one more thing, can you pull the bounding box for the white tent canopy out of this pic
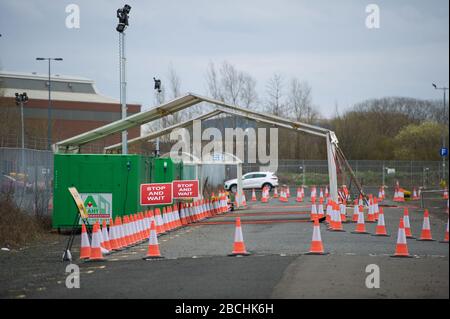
[54,92,340,203]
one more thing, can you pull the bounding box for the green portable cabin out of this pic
[52,154,183,229]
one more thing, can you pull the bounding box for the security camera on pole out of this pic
[116,4,131,154]
[153,77,162,157]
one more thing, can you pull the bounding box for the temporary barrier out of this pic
[53,154,182,229]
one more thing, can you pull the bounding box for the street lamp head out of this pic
[54,58,63,61]
[36,57,45,61]
[432,83,437,89]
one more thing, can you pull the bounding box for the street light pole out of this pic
[36,57,63,150]
[432,83,449,182]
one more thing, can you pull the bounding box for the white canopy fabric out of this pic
[54,92,332,153]
[53,92,339,202]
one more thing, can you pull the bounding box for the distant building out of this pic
[0,71,141,152]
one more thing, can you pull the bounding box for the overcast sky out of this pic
[0,0,448,117]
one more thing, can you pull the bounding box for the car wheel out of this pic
[230,184,237,193]
[262,183,273,191]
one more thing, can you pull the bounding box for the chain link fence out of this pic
[243,159,448,189]
[0,147,53,216]
[1,147,448,215]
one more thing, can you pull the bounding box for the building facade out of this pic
[0,71,141,152]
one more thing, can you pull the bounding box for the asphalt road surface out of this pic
[0,193,448,299]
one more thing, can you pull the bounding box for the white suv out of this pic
[224,172,279,193]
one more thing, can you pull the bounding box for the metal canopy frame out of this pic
[53,92,340,202]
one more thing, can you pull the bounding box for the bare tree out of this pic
[220,61,245,105]
[287,78,314,122]
[265,73,285,117]
[206,62,224,101]
[167,63,181,100]
[166,63,183,124]
[240,74,258,108]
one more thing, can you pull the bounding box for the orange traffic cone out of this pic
[273,187,279,198]
[352,206,369,234]
[155,208,165,234]
[251,189,257,201]
[391,218,412,258]
[241,192,247,207]
[310,201,318,221]
[229,217,250,256]
[261,187,268,203]
[329,203,345,232]
[143,220,163,260]
[339,202,347,223]
[280,188,288,202]
[88,222,105,261]
[101,220,112,252]
[373,197,379,221]
[398,188,405,202]
[305,218,328,255]
[417,209,434,241]
[325,199,332,224]
[317,198,325,219]
[352,200,359,222]
[108,218,120,251]
[310,186,316,203]
[296,187,303,202]
[441,217,449,243]
[443,188,449,200]
[79,222,91,259]
[115,216,126,249]
[403,208,414,238]
[367,196,376,223]
[373,207,389,236]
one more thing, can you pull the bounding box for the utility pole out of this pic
[116,4,131,154]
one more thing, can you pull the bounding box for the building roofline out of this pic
[0,70,94,84]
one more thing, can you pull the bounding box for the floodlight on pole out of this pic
[15,92,29,173]
[154,77,162,156]
[116,4,131,154]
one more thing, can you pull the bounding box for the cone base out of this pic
[228,252,251,257]
[406,236,416,239]
[305,252,329,255]
[143,256,164,260]
[390,254,413,258]
[439,240,449,244]
[328,229,346,232]
[351,231,370,234]
[85,258,106,262]
[416,238,435,241]
[372,234,390,237]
